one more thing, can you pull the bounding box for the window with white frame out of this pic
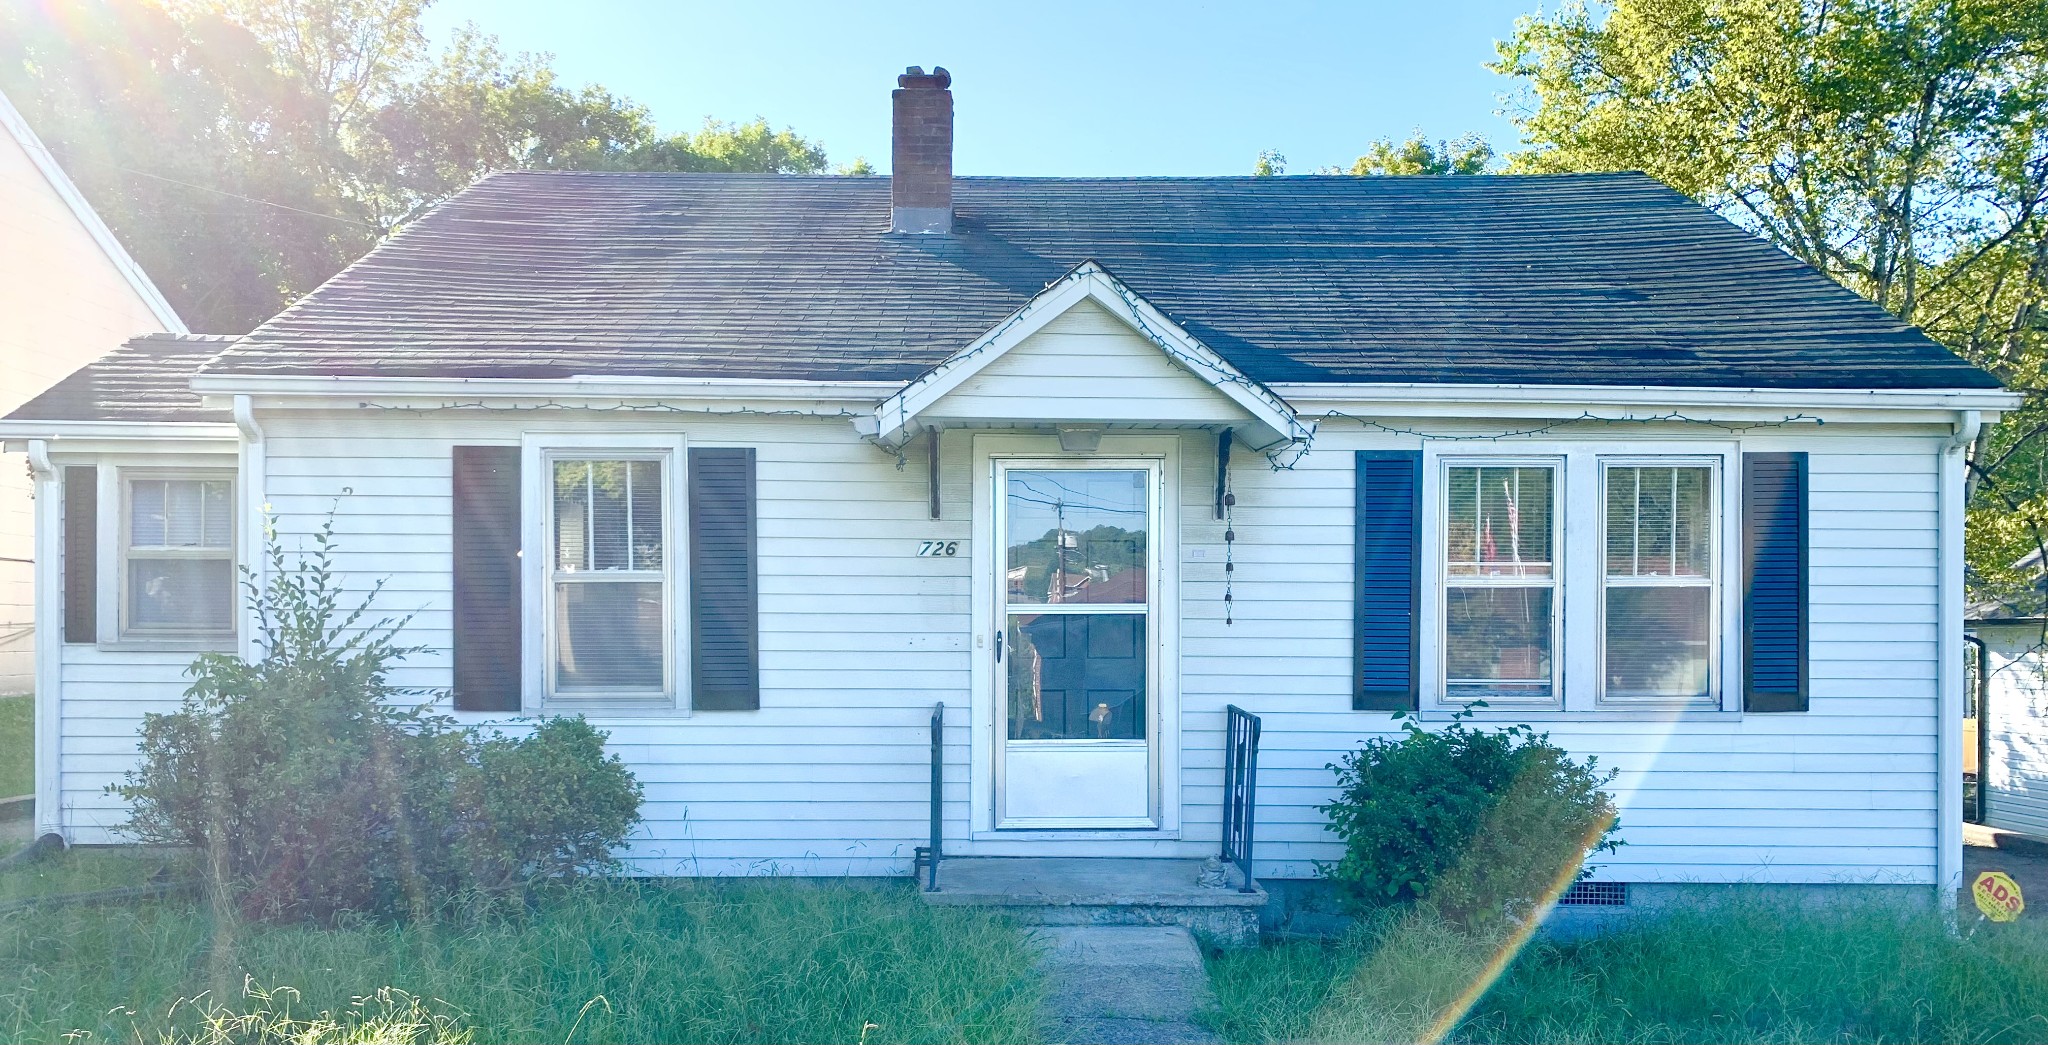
[1601,461,1717,704]
[1441,461,1560,704]
[548,455,669,698]
[122,474,235,638]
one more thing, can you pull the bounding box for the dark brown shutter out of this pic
[62,465,96,644]
[452,446,522,712]
[690,447,759,710]
[1355,451,1421,711]
[1743,452,1808,712]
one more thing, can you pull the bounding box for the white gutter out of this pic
[1936,409,1981,906]
[0,420,239,443]
[1273,382,2024,413]
[233,396,266,662]
[189,373,901,402]
[25,441,61,841]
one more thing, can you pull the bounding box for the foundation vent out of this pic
[1557,881,1629,907]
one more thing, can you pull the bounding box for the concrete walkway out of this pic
[1037,925,1220,1045]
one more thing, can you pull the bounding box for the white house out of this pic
[0,69,2019,909]
[1966,564,2048,838]
[0,89,186,693]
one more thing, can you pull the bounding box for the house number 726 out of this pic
[917,541,961,557]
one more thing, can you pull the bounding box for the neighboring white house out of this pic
[0,69,2021,907]
[1967,559,2048,838]
[0,88,185,693]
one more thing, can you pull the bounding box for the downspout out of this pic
[1963,632,1989,826]
[25,441,62,841]
[1937,410,1980,904]
[232,396,266,662]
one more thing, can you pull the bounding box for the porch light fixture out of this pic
[1056,425,1104,453]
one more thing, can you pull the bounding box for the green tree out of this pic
[0,0,832,334]
[1493,0,2048,598]
[1343,132,1494,175]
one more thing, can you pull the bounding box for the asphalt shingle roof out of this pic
[202,170,1998,391]
[8,334,234,423]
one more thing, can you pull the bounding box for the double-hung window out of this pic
[1426,446,1731,712]
[547,455,670,699]
[1441,460,1560,705]
[1601,461,1717,704]
[121,474,235,639]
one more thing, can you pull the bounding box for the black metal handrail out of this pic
[913,702,944,891]
[1221,704,1262,893]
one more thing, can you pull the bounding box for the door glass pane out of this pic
[1007,612,1147,740]
[1445,587,1554,700]
[554,581,664,691]
[1605,586,1711,699]
[1005,470,1148,605]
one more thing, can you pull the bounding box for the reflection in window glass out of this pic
[1604,464,1714,702]
[553,459,663,572]
[550,457,667,696]
[1006,612,1147,740]
[1442,462,1558,702]
[1445,466,1553,578]
[1004,470,1148,605]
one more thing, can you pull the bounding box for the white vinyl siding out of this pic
[925,300,1254,426]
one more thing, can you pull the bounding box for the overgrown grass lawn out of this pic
[0,847,191,903]
[0,867,1045,1044]
[0,693,29,798]
[1207,899,2048,1044]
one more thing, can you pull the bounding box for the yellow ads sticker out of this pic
[1974,871,2024,922]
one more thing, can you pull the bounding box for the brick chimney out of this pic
[891,66,952,234]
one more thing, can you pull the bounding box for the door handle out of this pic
[996,628,1004,663]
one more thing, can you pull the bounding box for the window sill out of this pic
[1414,708,1740,723]
[92,638,237,654]
[522,701,694,720]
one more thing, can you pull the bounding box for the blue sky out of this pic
[421,0,1537,176]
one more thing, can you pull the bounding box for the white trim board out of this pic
[858,261,1310,454]
[0,88,186,334]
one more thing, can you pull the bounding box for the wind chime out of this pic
[1217,428,1236,626]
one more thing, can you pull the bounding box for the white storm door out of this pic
[995,461,1160,828]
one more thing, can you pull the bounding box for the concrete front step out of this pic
[921,857,1264,947]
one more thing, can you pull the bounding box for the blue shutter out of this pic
[690,447,760,711]
[452,446,522,712]
[1356,451,1421,711]
[63,466,96,644]
[1743,452,1808,712]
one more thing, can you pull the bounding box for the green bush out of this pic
[1317,707,1621,926]
[113,523,642,922]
